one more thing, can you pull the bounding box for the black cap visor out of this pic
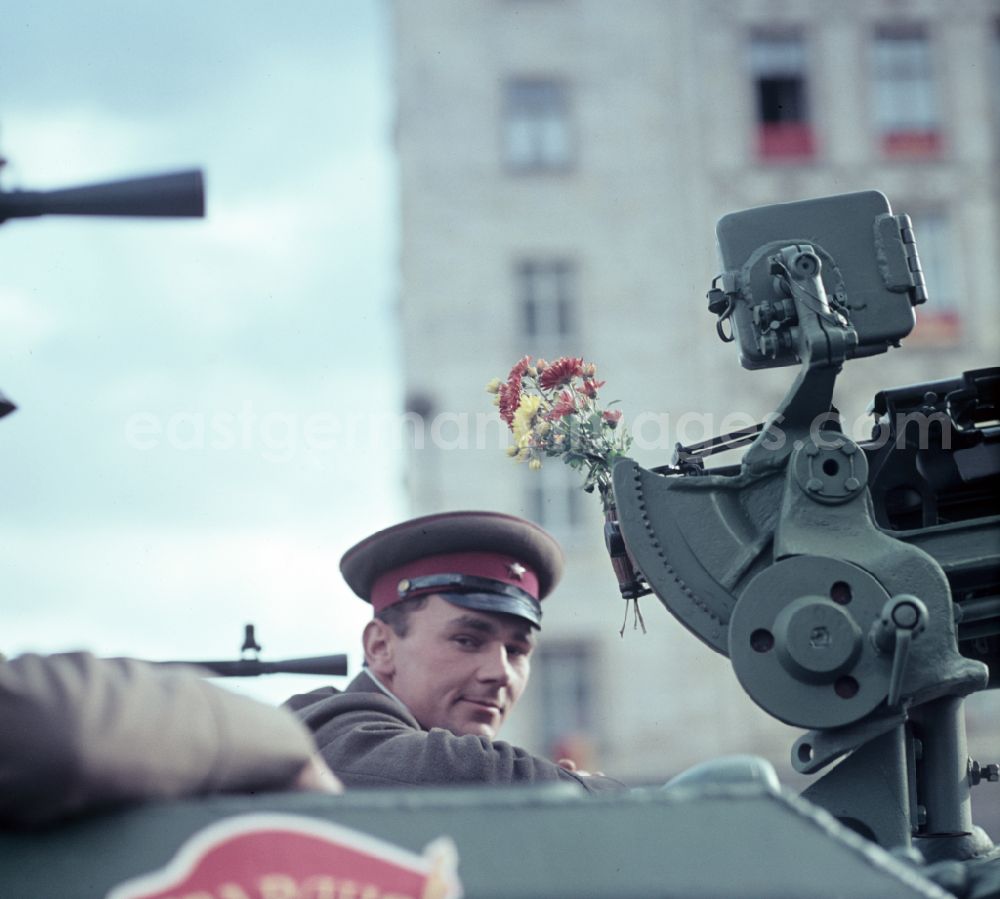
[440,591,542,628]
[398,573,542,627]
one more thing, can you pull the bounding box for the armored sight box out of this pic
[712,190,925,370]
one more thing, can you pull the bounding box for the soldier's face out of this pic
[373,594,536,738]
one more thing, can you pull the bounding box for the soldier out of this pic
[286,511,624,793]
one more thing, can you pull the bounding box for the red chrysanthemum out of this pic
[508,355,532,382]
[498,356,532,425]
[538,356,584,389]
[498,382,520,426]
[580,377,606,398]
[546,389,577,420]
[602,409,623,424]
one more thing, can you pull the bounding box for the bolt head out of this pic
[892,602,920,629]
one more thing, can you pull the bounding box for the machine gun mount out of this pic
[606,191,999,858]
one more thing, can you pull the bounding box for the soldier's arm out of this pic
[0,651,337,827]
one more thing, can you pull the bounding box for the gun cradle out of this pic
[613,447,991,850]
[611,448,987,732]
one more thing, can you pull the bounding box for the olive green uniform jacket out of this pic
[286,670,625,793]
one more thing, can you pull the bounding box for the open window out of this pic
[749,29,815,162]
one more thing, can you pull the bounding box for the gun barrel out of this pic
[0,170,205,222]
[150,653,349,678]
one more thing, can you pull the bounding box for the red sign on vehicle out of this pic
[106,813,462,899]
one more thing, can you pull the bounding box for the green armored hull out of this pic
[0,780,971,899]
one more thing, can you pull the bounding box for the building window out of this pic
[525,462,582,535]
[749,30,815,162]
[872,25,941,159]
[516,258,581,533]
[534,642,597,765]
[516,259,576,347]
[907,210,960,346]
[502,78,573,172]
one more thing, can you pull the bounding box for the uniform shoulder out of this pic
[283,684,342,712]
[284,671,399,716]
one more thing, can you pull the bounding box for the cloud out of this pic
[0,285,62,352]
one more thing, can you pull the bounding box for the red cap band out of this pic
[370,551,540,615]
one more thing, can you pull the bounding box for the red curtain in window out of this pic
[881,129,942,158]
[757,122,816,160]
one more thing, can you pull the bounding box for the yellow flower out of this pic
[528,458,542,471]
[505,445,519,457]
[512,394,542,447]
[485,378,502,394]
[534,420,551,437]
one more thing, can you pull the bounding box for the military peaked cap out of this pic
[340,511,564,627]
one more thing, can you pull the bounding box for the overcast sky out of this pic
[0,1,403,701]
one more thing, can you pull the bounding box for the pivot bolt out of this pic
[969,760,1000,786]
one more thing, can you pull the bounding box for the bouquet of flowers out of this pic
[486,355,632,514]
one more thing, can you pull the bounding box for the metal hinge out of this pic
[896,214,928,305]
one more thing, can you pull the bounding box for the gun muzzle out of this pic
[0,390,16,420]
[0,170,205,222]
